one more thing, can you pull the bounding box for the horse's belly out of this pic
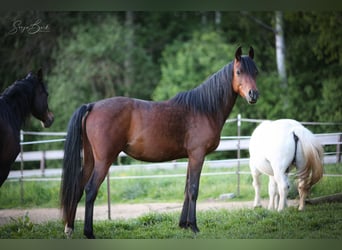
[123,141,187,162]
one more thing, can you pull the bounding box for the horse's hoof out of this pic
[64,225,73,239]
[190,224,200,233]
[179,221,189,229]
[84,231,96,239]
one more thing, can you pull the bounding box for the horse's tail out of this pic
[60,103,93,224]
[294,126,324,190]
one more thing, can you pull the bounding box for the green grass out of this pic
[1,203,341,239]
[0,163,341,239]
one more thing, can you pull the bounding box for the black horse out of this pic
[0,69,54,187]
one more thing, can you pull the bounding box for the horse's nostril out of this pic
[249,90,259,101]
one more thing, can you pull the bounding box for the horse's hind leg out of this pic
[273,171,289,211]
[297,178,308,211]
[83,160,112,239]
[64,135,95,238]
[268,176,278,210]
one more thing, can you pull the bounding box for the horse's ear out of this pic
[235,46,242,61]
[26,72,33,79]
[249,46,254,59]
[37,68,43,82]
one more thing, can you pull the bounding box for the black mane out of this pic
[0,74,38,130]
[171,56,257,114]
[171,62,234,114]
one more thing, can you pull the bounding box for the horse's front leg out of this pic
[179,169,190,229]
[179,151,204,233]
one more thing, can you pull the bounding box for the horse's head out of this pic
[232,46,259,104]
[27,69,54,128]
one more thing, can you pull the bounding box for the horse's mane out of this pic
[0,75,38,129]
[171,56,256,114]
[171,63,234,114]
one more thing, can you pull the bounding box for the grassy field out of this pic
[0,163,341,239]
[0,203,341,239]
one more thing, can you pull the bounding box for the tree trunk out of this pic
[124,11,134,97]
[275,11,287,86]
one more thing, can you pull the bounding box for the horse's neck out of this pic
[220,91,238,127]
[1,92,31,129]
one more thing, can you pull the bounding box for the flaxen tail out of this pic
[60,103,93,223]
[294,126,324,190]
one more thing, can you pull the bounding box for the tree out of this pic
[285,12,341,128]
[153,29,236,101]
[275,11,287,85]
[48,16,157,131]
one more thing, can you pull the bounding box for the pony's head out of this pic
[231,46,259,104]
[27,69,54,128]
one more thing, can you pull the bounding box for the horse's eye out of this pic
[236,70,241,75]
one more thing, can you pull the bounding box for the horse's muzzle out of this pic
[42,112,54,128]
[248,89,259,104]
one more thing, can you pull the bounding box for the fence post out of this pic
[106,173,112,220]
[19,130,24,204]
[337,134,342,163]
[40,151,46,177]
[236,114,241,197]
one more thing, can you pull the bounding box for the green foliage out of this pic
[284,12,341,125]
[0,181,60,209]
[153,29,236,101]
[47,16,157,131]
[317,77,342,124]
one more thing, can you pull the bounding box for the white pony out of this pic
[249,119,324,211]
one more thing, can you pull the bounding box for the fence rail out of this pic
[13,133,342,163]
[11,118,342,180]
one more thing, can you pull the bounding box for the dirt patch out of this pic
[0,200,298,226]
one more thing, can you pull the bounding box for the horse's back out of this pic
[85,97,189,162]
[249,119,303,175]
[85,96,222,162]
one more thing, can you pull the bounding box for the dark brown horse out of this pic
[0,69,54,187]
[61,46,259,238]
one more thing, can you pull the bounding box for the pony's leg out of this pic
[251,169,262,208]
[273,172,289,211]
[83,161,111,239]
[179,150,204,233]
[297,178,308,211]
[267,176,277,210]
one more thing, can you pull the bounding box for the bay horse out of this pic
[60,46,259,238]
[0,69,54,187]
[249,119,324,211]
